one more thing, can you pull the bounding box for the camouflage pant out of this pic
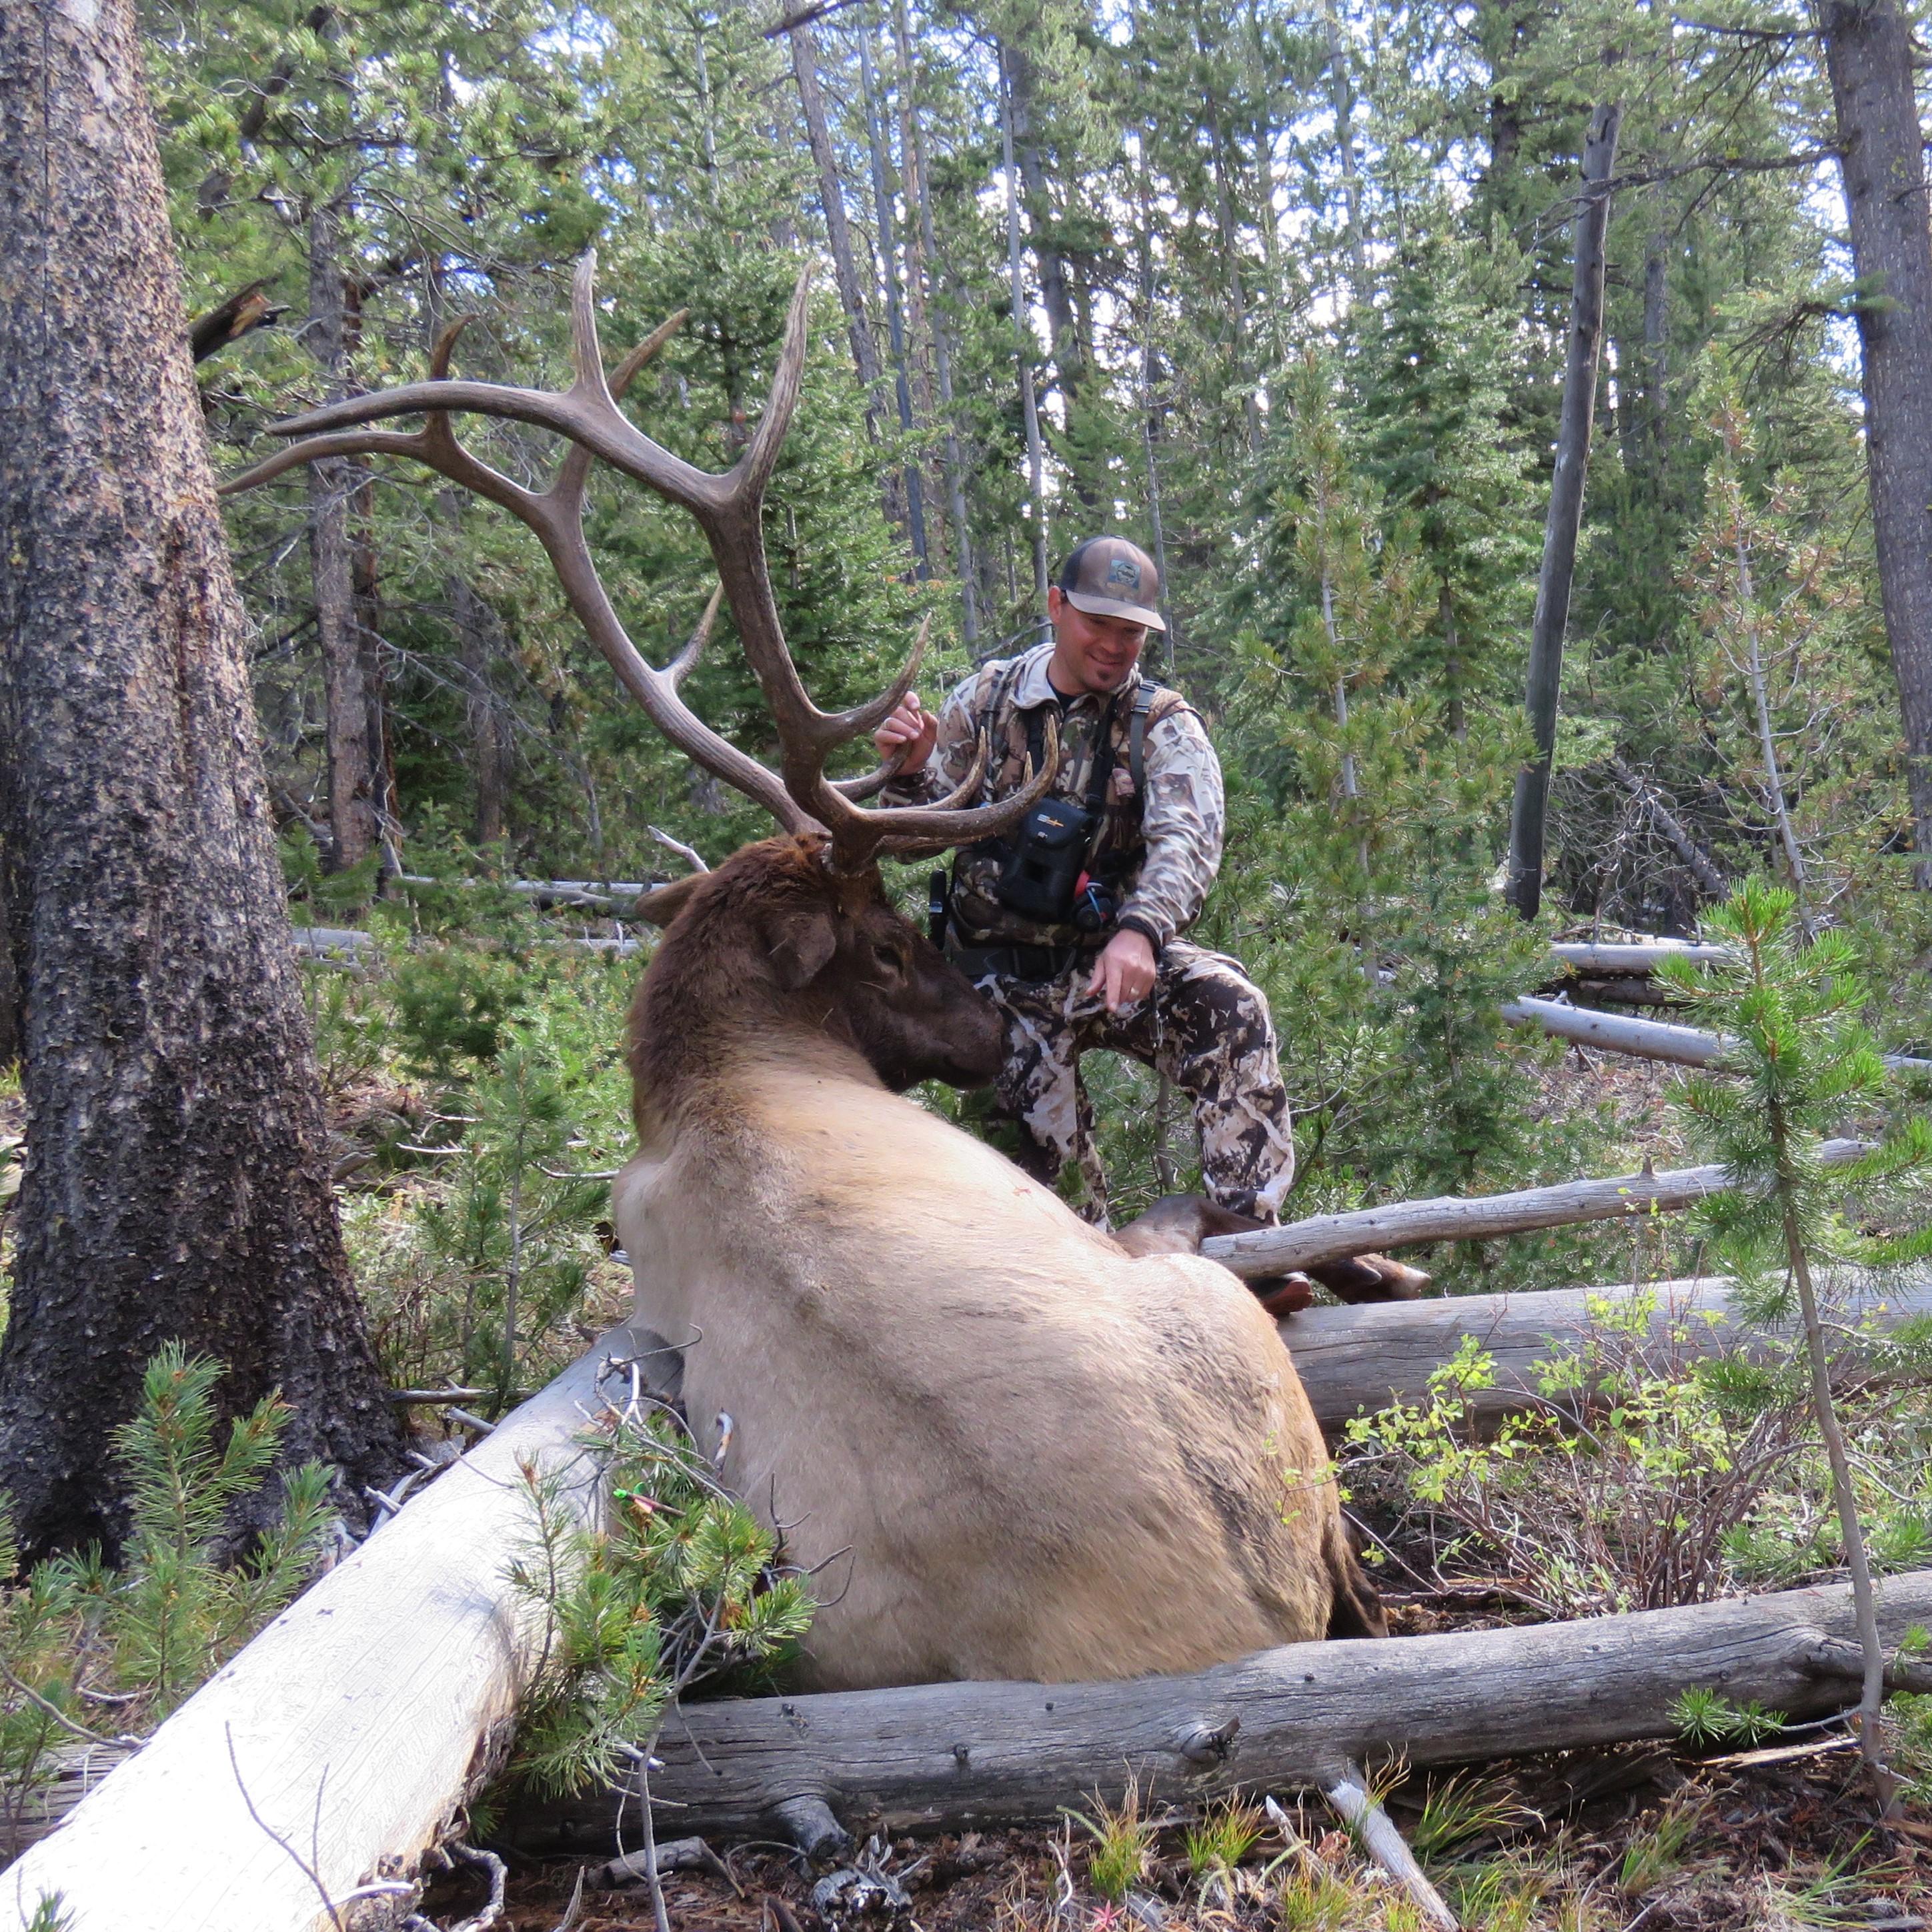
[972,940,1296,1228]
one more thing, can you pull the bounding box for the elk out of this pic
[235,257,1385,1691]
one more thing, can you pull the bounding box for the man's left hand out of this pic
[1087,927,1157,1013]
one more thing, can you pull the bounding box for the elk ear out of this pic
[764,907,839,990]
[634,875,706,928]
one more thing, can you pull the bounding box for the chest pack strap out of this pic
[1129,678,1162,797]
[1024,693,1119,819]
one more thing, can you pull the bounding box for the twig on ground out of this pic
[1322,1762,1459,1930]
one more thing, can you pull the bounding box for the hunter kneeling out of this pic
[880,535,1293,1228]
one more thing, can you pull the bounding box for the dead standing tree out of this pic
[0,0,405,1555]
[1506,101,1622,918]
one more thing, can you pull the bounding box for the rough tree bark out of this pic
[1818,0,1932,880]
[1506,100,1621,918]
[0,0,404,1557]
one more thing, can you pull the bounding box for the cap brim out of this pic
[1064,590,1166,632]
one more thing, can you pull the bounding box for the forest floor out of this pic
[475,1741,1932,1931]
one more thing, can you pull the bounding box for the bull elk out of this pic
[233,256,1385,1689]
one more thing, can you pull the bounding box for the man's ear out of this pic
[633,874,706,928]
[764,906,839,990]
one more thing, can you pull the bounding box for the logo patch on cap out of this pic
[1105,556,1142,591]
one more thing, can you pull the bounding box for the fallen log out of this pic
[11,1290,1930,1913]
[1549,942,1734,974]
[1503,994,1932,1074]
[506,1571,1932,1851]
[0,1323,649,1932]
[1203,1138,1874,1277]
[1278,1268,1932,1435]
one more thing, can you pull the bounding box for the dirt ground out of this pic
[462,1740,1932,1931]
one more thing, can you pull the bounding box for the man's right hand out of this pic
[874,692,937,774]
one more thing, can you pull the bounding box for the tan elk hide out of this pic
[237,251,1385,1693]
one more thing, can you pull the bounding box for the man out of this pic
[877,535,1296,1226]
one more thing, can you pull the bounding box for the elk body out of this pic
[239,256,1384,1692]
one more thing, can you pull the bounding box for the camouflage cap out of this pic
[1057,536,1165,632]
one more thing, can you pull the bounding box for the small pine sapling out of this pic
[503,1394,814,1803]
[1659,877,1932,1814]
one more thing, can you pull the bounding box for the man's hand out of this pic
[873,692,937,774]
[1087,926,1157,1013]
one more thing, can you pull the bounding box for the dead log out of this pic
[1549,942,1734,974]
[1278,1268,1932,1435]
[1202,1139,1875,1278]
[506,1571,1932,1851]
[0,1324,650,1932]
[1503,994,1932,1074]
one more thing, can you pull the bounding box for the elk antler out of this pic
[230,253,1057,868]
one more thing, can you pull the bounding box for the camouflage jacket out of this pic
[883,643,1224,950]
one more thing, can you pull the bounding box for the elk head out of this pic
[634,834,1002,1104]
[225,255,1056,1090]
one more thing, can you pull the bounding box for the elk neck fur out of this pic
[616,834,1379,1691]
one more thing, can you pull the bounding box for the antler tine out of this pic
[822,613,932,744]
[429,317,471,381]
[805,712,1064,872]
[228,312,813,838]
[667,584,723,684]
[568,251,616,407]
[552,307,688,510]
[263,257,722,521]
[737,266,814,504]
[221,429,431,497]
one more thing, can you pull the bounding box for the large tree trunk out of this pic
[0,0,404,1557]
[305,199,381,872]
[1505,101,1621,918]
[1819,0,1932,879]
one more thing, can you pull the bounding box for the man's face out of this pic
[1046,586,1148,696]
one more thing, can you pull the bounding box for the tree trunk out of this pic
[855,24,929,574]
[788,22,886,417]
[998,43,1051,607]
[894,0,979,646]
[1818,0,1932,880]
[0,876,16,1069]
[305,199,380,872]
[1506,101,1622,918]
[0,0,404,1558]
[1005,45,1084,443]
[511,1573,1932,1852]
[449,573,514,846]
